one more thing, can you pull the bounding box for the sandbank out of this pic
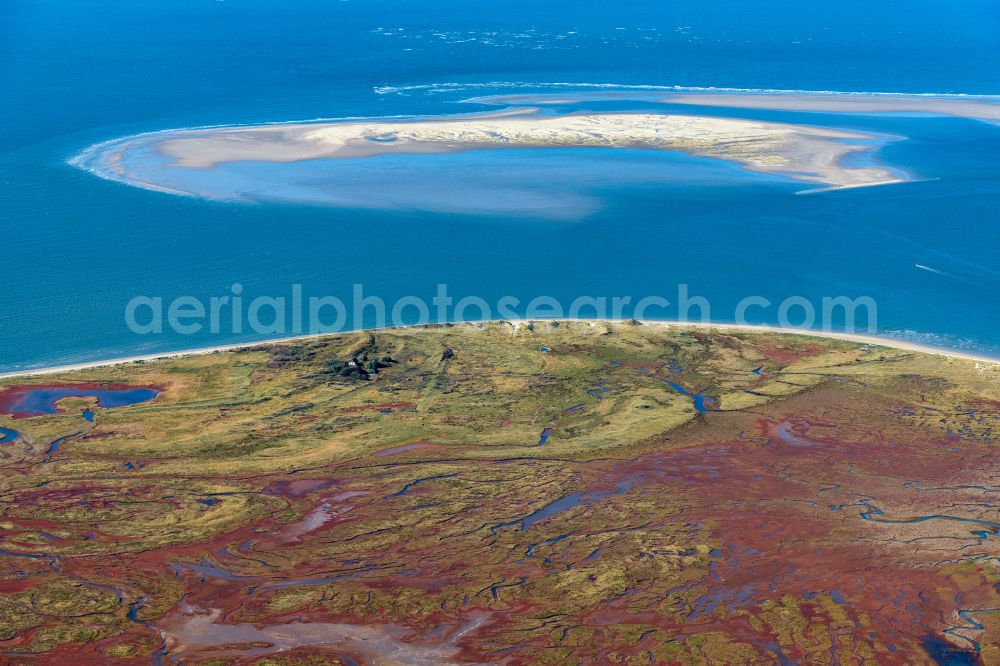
[81,111,905,191]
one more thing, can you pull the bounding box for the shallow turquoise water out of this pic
[2,0,1000,371]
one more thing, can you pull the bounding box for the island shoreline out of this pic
[71,107,907,196]
[2,319,997,380]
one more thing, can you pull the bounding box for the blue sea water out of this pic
[2,0,1000,372]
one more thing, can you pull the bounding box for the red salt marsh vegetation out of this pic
[0,322,998,664]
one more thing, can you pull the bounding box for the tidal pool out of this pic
[0,384,160,419]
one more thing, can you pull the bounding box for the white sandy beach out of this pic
[2,320,996,380]
[142,111,902,190]
[659,92,1000,123]
[473,90,1000,123]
